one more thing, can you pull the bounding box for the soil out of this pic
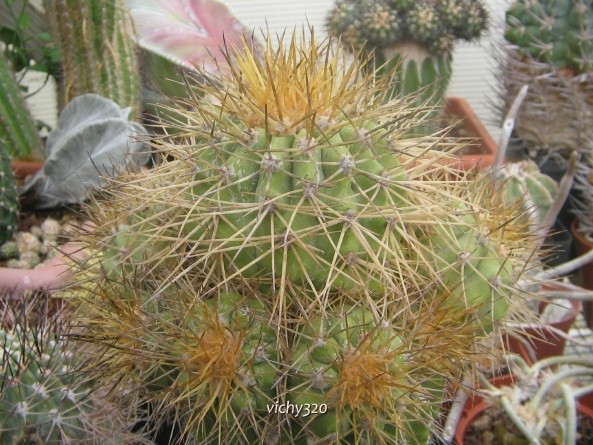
[462,405,593,445]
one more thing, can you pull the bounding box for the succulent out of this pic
[0,296,149,444]
[499,0,593,162]
[326,0,489,115]
[477,354,593,445]
[0,140,19,245]
[19,93,150,209]
[68,30,540,444]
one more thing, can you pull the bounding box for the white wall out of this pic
[25,0,509,139]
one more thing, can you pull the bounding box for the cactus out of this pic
[499,0,593,162]
[326,0,488,116]
[0,53,44,160]
[0,296,149,444]
[67,30,541,444]
[43,0,141,116]
[0,140,19,245]
[495,160,559,232]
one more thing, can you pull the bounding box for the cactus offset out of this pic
[68,30,540,444]
[0,141,19,245]
[43,0,141,116]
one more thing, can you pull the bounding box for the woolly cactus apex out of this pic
[0,296,149,445]
[0,54,44,161]
[0,141,18,245]
[43,0,141,115]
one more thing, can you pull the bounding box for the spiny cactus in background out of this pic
[43,0,141,116]
[505,0,593,73]
[0,296,150,445]
[326,0,488,114]
[0,141,19,245]
[499,0,593,163]
[68,30,541,444]
[0,52,44,161]
[495,160,559,232]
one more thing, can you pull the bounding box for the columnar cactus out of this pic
[0,53,44,160]
[326,0,488,115]
[499,0,593,162]
[43,0,141,116]
[0,141,19,245]
[69,30,540,444]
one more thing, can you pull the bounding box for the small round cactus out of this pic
[0,298,148,444]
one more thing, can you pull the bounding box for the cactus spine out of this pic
[43,0,141,116]
[0,54,44,160]
[69,30,539,444]
[0,140,19,245]
[0,297,149,444]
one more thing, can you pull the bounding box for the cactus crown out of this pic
[327,0,489,56]
[505,0,593,72]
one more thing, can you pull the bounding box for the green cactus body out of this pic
[44,0,141,115]
[0,325,139,444]
[497,160,559,230]
[0,141,19,245]
[180,116,411,294]
[0,55,44,160]
[173,292,280,444]
[288,307,431,444]
[505,0,593,72]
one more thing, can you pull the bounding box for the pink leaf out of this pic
[126,0,258,74]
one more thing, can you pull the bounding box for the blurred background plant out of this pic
[497,0,593,171]
[475,354,593,445]
[325,0,489,133]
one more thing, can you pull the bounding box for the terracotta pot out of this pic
[10,160,44,177]
[444,97,498,171]
[505,283,582,362]
[570,218,593,328]
[455,374,593,444]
